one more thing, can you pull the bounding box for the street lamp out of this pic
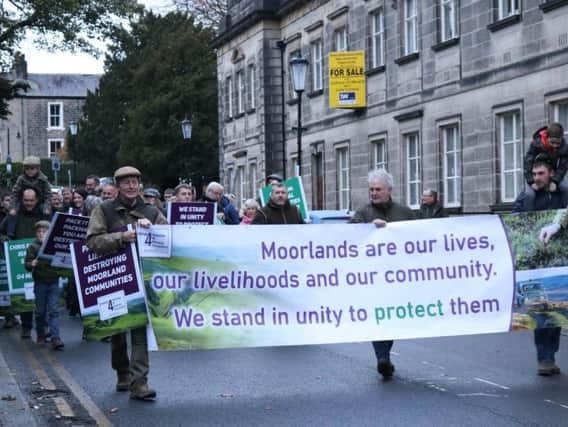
[181,117,192,140]
[289,55,308,176]
[69,120,78,136]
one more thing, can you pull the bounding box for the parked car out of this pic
[308,210,353,224]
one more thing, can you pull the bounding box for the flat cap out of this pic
[114,166,141,181]
[548,122,564,139]
[35,220,51,229]
[23,156,41,166]
[265,173,283,184]
[143,188,160,198]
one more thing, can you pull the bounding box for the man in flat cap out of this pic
[86,166,167,401]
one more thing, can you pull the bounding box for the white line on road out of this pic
[544,399,568,410]
[474,377,510,390]
[421,360,445,370]
[457,393,508,398]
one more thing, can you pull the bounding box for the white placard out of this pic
[24,282,35,300]
[97,290,128,321]
[137,225,171,258]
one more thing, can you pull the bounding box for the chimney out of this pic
[12,53,28,79]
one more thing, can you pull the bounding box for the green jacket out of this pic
[25,239,60,283]
[350,199,415,224]
[11,172,52,210]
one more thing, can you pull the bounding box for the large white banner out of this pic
[140,216,515,350]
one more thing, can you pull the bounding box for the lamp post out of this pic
[69,120,78,136]
[181,117,192,140]
[289,55,308,176]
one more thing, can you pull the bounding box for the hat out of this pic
[265,173,283,184]
[35,220,51,230]
[548,122,564,139]
[114,166,141,181]
[23,156,40,166]
[143,188,160,198]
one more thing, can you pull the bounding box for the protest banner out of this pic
[140,214,556,351]
[4,239,36,314]
[329,51,366,109]
[70,241,148,340]
[0,258,11,310]
[167,202,216,225]
[38,212,90,268]
[259,176,309,221]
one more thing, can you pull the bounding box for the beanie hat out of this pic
[23,156,41,166]
[548,122,564,139]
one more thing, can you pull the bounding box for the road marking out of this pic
[421,360,445,370]
[427,384,447,392]
[474,377,510,390]
[41,348,113,427]
[544,399,568,410]
[16,340,57,391]
[53,396,75,418]
[457,393,508,398]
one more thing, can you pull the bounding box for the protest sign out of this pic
[167,202,216,225]
[4,239,35,313]
[38,212,90,268]
[259,176,309,221]
[0,259,11,310]
[70,241,148,340]
[140,216,528,351]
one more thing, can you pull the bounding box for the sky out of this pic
[19,0,174,74]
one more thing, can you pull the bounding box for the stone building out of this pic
[214,0,568,213]
[0,54,99,163]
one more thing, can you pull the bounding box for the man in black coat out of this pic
[252,183,304,224]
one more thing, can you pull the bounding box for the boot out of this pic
[377,359,395,380]
[116,373,130,392]
[130,381,157,401]
[51,337,64,350]
[538,361,555,376]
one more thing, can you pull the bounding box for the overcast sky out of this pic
[20,0,174,74]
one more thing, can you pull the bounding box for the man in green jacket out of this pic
[86,166,167,401]
[350,169,414,380]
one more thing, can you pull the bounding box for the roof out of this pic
[19,73,100,98]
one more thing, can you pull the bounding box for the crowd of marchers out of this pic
[0,121,565,401]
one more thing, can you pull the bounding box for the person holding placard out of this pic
[86,166,167,401]
[350,169,415,380]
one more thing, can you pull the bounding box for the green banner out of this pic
[259,176,309,220]
[4,239,36,313]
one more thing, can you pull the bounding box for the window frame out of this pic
[441,123,462,208]
[311,39,323,91]
[334,27,348,52]
[248,64,256,110]
[236,70,245,115]
[405,132,422,209]
[553,100,568,136]
[498,110,523,203]
[440,0,458,42]
[226,76,233,118]
[372,138,387,171]
[371,9,385,68]
[249,162,258,199]
[48,138,64,157]
[47,102,64,129]
[403,0,418,55]
[336,146,350,210]
[497,0,520,20]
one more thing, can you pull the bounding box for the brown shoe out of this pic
[538,361,556,376]
[21,328,32,339]
[51,337,64,350]
[130,382,157,400]
[116,374,130,392]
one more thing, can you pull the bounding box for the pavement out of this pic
[0,326,38,427]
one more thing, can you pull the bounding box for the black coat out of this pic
[524,126,568,185]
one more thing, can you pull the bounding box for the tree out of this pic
[173,0,226,29]
[68,12,218,188]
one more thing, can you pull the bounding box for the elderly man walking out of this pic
[86,166,167,400]
[350,169,414,379]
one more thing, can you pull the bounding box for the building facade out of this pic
[0,54,100,163]
[214,0,568,213]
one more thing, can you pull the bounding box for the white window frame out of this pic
[249,162,258,198]
[371,10,385,68]
[236,71,245,115]
[226,77,233,118]
[48,138,64,157]
[248,65,256,110]
[553,100,568,136]
[498,110,523,202]
[404,0,418,55]
[48,102,63,129]
[497,0,520,20]
[236,165,246,205]
[440,0,457,42]
[406,132,421,208]
[334,27,348,52]
[336,146,350,210]
[441,124,461,207]
[311,40,323,91]
[290,156,298,178]
[372,139,387,170]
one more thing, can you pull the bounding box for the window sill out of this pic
[246,108,256,114]
[540,0,568,12]
[489,202,514,213]
[432,37,460,52]
[307,89,324,98]
[487,14,521,32]
[47,127,65,131]
[394,52,419,65]
[286,98,299,106]
[366,65,385,76]
[224,117,233,123]
[234,112,245,119]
